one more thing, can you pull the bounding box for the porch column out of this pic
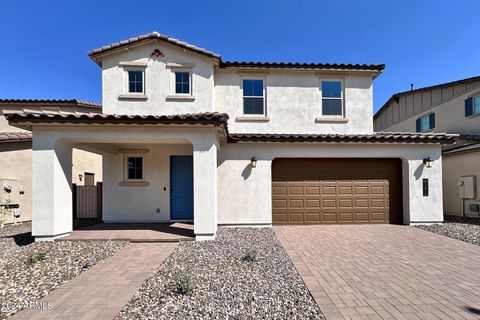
[32,131,73,241]
[192,135,218,241]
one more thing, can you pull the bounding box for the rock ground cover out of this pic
[117,228,324,320]
[416,215,480,246]
[0,222,126,318]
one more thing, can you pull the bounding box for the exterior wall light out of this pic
[79,174,83,182]
[251,157,257,168]
[423,157,433,168]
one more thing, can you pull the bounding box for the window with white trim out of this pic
[126,156,143,180]
[128,70,144,93]
[242,79,265,115]
[321,80,343,116]
[175,71,191,94]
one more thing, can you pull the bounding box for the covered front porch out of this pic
[7,112,228,241]
[60,222,194,242]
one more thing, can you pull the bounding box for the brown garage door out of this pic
[272,158,403,225]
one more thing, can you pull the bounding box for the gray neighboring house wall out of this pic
[374,76,480,217]
[0,100,103,224]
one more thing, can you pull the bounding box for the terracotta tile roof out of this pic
[6,111,458,145]
[0,132,32,143]
[88,32,221,62]
[87,32,384,75]
[220,61,385,72]
[374,75,480,119]
[6,112,229,133]
[0,99,101,108]
[227,132,458,144]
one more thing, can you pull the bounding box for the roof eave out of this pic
[88,34,221,67]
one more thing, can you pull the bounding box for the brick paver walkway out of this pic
[275,225,480,320]
[14,242,177,320]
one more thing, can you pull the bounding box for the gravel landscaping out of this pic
[0,222,126,318]
[416,215,480,246]
[117,228,324,320]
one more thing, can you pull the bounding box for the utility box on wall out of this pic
[0,178,22,223]
[458,176,476,199]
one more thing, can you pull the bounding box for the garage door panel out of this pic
[322,199,337,208]
[338,212,354,223]
[321,186,336,195]
[338,186,353,195]
[370,212,388,222]
[370,198,386,208]
[272,199,287,209]
[354,186,369,195]
[338,199,353,208]
[289,186,304,195]
[321,212,338,223]
[272,213,288,223]
[305,199,320,208]
[370,186,386,194]
[289,213,304,223]
[354,198,369,208]
[272,158,403,225]
[305,212,320,222]
[289,199,304,208]
[272,185,287,196]
[305,186,320,195]
[354,212,369,222]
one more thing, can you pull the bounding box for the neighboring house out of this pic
[6,32,457,241]
[0,100,103,224]
[374,76,480,217]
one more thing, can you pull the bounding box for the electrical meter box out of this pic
[458,176,476,199]
[0,178,22,223]
[0,178,18,204]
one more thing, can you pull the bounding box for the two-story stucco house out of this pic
[6,32,457,241]
[0,99,103,224]
[374,76,480,217]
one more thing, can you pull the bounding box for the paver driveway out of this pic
[275,225,480,320]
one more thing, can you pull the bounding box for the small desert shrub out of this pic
[243,245,258,262]
[175,269,196,295]
[27,252,46,265]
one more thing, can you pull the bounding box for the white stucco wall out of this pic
[103,144,192,222]
[443,151,480,216]
[217,143,444,225]
[101,42,215,115]
[99,41,375,135]
[215,70,374,134]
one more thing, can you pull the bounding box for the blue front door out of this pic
[170,156,194,220]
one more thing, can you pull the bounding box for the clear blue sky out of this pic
[1,0,479,113]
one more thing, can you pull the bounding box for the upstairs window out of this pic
[243,79,264,114]
[127,157,143,180]
[321,80,343,116]
[416,113,435,132]
[175,72,191,94]
[465,96,480,117]
[128,71,144,93]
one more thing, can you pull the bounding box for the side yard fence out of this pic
[72,182,102,219]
